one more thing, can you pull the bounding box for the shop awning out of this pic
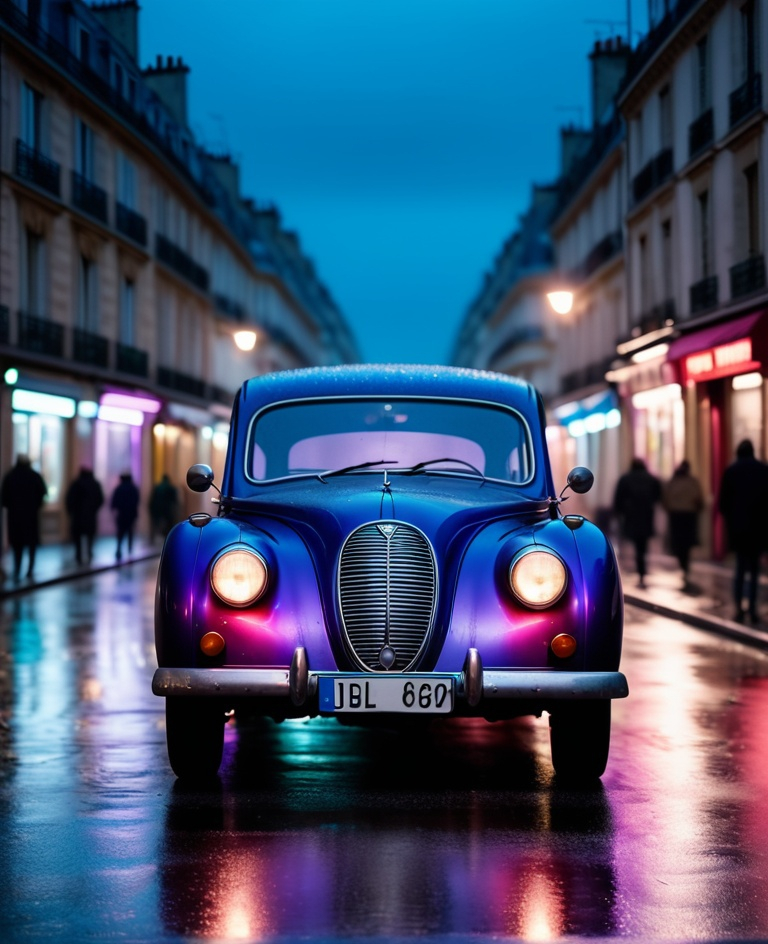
[667,311,764,361]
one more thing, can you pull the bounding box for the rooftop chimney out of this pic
[90,1,140,61]
[559,125,592,176]
[589,36,631,125]
[141,56,190,127]
[205,154,241,205]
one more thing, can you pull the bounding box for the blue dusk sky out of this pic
[140,0,648,365]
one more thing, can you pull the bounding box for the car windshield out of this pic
[246,397,534,484]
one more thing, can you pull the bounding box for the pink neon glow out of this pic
[101,391,163,414]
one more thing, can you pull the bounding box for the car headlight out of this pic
[508,549,567,608]
[211,548,268,606]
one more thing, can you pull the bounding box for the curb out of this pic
[0,550,161,600]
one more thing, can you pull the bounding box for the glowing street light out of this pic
[234,329,257,352]
[546,291,574,315]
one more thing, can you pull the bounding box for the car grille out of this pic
[338,521,437,671]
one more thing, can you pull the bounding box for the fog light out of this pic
[200,631,226,657]
[551,633,577,659]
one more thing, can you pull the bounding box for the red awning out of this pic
[667,311,765,362]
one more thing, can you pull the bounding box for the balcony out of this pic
[688,108,714,160]
[72,327,109,367]
[560,356,615,396]
[729,73,762,129]
[638,299,676,336]
[730,254,766,299]
[632,148,673,205]
[155,235,209,292]
[14,139,60,197]
[17,311,64,357]
[157,365,207,398]
[689,274,719,314]
[116,342,149,377]
[115,202,147,246]
[71,172,107,223]
[580,230,623,279]
[214,293,245,321]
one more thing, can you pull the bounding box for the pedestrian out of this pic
[65,466,104,565]
[149,473,178,540]
[662,459,704,590]
[717,439,768,623]
[612,457,662,588]
[0,454,48,581]
[110,472,140,561]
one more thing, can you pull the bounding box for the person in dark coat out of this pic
[718,439,768,623]
[662,459,704,590]
[1,454,48,581]
[613,457,662,588]
[65,466,104,564]
[149,474,178,540]
[110,472,140,561]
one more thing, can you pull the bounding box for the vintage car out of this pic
[153,364,628,781]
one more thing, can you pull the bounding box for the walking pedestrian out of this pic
[65,466,104,564]
[662,460,704,590]
[110,472,140,561]
[0,454,48,581]
[149,474,179,540]
[718,439,768,623]
[612,457,662,588]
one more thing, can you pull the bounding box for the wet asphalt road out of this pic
[2,560,768,943]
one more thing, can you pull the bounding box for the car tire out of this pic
[165,697,225,780]
[548,700,611,782]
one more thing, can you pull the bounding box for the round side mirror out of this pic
[567,466,594,495]
[186,463,215,493]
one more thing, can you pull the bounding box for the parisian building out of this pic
[456,0,768,559]
[0,0,359,542]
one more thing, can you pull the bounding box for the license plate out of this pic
[318,675,455,714]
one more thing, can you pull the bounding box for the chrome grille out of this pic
[338,522,437,671]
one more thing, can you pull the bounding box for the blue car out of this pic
[153,364,627,780]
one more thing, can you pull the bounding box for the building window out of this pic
[696,190,712,278]
[659,84,673,150]
[21,82,43,150]
[77,27,90,66]
[77,255,98,331]
[116,151,137,208]
[75,118,94,180]
[745,162,761,255]
[120,278,135,346]
[740,0,759,81]
[638,234,650,315]
[114,61,124,96]
[21,229,46,315]
[662,219,673,302]
[696,36,711,113]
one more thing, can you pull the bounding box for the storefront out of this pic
[666,310,768,558]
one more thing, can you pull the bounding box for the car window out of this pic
[247,398,534,484]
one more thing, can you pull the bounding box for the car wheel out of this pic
[165,697,225,780]
[548,700,611,782]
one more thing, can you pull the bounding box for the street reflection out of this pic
[158,717,618,941]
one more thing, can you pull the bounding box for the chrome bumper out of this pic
[153,647,629,706]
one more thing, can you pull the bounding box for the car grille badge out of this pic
[378,645,397,669]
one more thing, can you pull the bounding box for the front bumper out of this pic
[152,647,629,707]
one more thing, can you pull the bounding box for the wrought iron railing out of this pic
[14,139,60,196]
[116,342,149,377]
[157,365,207,398]
[115,203,147,246]
[632,148,673,205]
[71,171,108,223]
[560,356,615,395]
[17,311,64,357]
[729,73,762,129]
[156,235,209,292]
[580,230,623,279]
[72,327,109,367]
[214,293,245,321]
[688,108,713,160]
[730,254,766,299]
[689,274,718,314]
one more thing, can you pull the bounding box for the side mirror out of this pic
[186,463,215,493]
[566,466,594,495]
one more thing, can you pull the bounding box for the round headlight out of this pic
[509,550,567,608]
[211,549,268,606]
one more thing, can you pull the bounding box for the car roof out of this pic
[236,364,542,414]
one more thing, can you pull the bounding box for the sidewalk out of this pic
[2,532,768,651]
[0,534,161,599]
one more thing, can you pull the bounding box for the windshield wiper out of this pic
[318,459,398,482]
[401,457,486,480]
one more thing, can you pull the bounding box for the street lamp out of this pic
[546,290,574,315]
[234,329,257,352]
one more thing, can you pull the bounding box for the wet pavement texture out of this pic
[2,560,768,942]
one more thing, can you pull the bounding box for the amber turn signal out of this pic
[200,631,226,657]
[550,633,577,659]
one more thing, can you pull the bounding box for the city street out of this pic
[2,559,768,942]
